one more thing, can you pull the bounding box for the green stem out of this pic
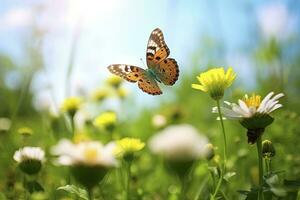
[125,161,132,200]
[70,115,75,136]
[257,136,264,200]
[216,100,227,164]
[210,100,227,200]
[265,159,270,176]
[87,188,93,200]
[210,167,224,200]
[23,175,28,200]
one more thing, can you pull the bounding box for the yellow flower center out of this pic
[243,94,261,108]
[84,147,99,162]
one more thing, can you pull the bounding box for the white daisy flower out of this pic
[51,139,117,167]
[149,124,209,161]
[13,147,45,175]
[152,114,167,128]
[13,147,45,163]
[212,92,284,119]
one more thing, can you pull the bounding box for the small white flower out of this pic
[13,147,45,163]
[152,114,167,128]
[51,139,117,167]
[213,92,284,119]
[149,124,209,161]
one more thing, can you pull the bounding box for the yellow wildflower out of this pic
[192,67,236,100]
[114,137,145,158]
[93,111,117,131]
[92,89,110,102]
[61,97,82,116]
[18,127,33,136]
[106,75,123,88]
[117,87,128,99]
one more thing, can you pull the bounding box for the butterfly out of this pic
[107,28,179,95]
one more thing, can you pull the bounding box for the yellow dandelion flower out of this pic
[92,89,110,102]
[106,75,123,88]
[192,67,236,100]
[61,97,82,116]
[117,87,128,99]
[18,127,33,136]
[93,111,117,131]
[114,137,145,158]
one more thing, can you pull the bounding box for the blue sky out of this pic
[0,0,299,111]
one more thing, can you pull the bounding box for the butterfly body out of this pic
[107,28,179,95]
[145,68,162,83]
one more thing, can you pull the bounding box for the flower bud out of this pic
[204,143,215,161]
[262,140,275,159]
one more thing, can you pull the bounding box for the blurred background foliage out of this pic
[0,0,300,199]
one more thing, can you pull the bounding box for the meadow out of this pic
[1,1,300,200]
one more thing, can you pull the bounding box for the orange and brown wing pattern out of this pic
[137,74,162,95]
[107,64,162,95]
[107,64,144,82]
[157,58,179,85]
[146,28,170,67]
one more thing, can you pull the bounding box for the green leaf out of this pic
[270,187,286,197]
[266,174,280,186]
[57,185,88,200]
[223,171,236,182]
[25,180,44,194]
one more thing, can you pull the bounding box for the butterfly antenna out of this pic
[140,58,147,68]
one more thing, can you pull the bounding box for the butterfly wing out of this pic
[146,28,179,86]
[146,28,170,68]
[107,64,162,95]
[156,58,179,85]
[108,64,143,82]
[137,73,162,95]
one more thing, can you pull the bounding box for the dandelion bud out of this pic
[262,140,275,159]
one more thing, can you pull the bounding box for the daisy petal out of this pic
[269,104,283,113]
[238,100,251,116]
[258,92,274,112]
